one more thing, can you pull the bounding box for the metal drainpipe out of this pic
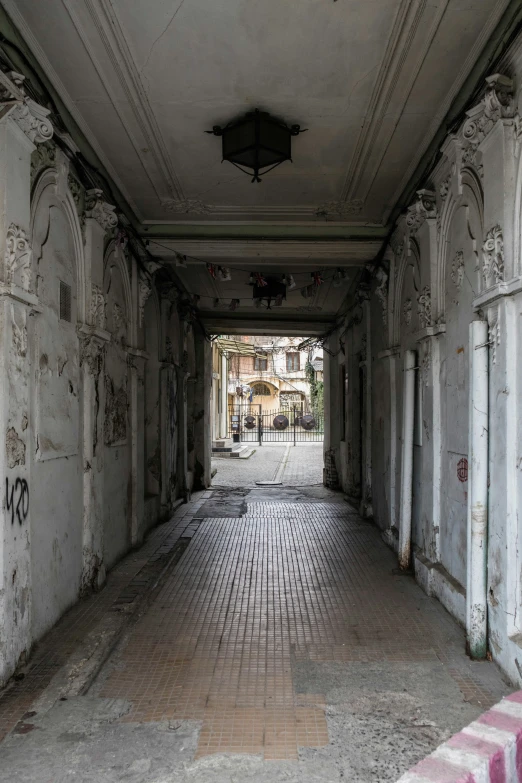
[398,349,416,570]
[467,320,489,659]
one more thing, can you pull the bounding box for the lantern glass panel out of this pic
[259,120,291,162]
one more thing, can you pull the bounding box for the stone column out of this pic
[79,191,116,591]
[0,72,53,685]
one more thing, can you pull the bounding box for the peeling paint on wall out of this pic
[6,427,26,468]
[104,374,127,446]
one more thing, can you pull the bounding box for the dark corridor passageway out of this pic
[4,1,522,781]
[0,482,509,783]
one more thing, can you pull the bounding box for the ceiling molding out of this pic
[0,0,142,220]
[341,0,449,206]
[81,0,184,202]
[383,0,510,223]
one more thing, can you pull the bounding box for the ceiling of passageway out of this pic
[5,0,511,329]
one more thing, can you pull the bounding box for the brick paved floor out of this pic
[97,495,510,763]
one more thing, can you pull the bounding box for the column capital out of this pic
[84,188,118,233]
[0,70,53,144]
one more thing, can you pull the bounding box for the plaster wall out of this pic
[331,40,522,686]
[0,80,202,686]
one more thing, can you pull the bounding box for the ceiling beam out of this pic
[149,238,382,262]
[201,313,334,337]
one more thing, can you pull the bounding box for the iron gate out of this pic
[228,404,324,443]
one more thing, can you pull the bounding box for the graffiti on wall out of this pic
[5,477,29,525]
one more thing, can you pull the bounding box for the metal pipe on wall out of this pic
[467,320,489,659]
[398,349,416,570]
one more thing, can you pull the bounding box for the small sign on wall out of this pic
[457,457,468,483]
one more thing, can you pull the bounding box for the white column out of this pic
[220,352,228,439]
[466,320,489,659]
[398,349,416,569]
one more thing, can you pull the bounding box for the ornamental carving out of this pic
[403,298,412,326]
[10,100,53,144]
[90,284,106,330]
[482,225,504,287]
[420,340,431,387]
[30,141,56,182]
[137,260,162,327]
[462,74,514,149]
[0,69,53,144]
[488,308,501,365]
[113,302,127,332]
[11,304,27,358]
[5,224,31,291]
[450,251,465,289]
[68,174,82,208]
[79,334,105,377]
[439,176,450,200]
[461,144,483,178]
[417,286,432,329]
[405,189,437,235]
[84,189,117,232]
[374,268,388,326]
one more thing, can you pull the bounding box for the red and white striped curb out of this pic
[397,691,522,783]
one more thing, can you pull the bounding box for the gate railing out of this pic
[228,404,324,444]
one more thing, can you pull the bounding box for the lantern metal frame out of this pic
[206,108,307,183]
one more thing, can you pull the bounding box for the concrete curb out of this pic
[397,690,522,783]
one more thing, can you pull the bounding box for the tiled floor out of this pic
[98,498,509,762]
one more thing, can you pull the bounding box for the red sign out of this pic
[457,457,468,483]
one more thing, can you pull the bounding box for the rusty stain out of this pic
[456,346,464,354]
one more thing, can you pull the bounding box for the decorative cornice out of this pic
[405,189,437,235]
[84,188,118,232]
[462,74,514,149]
[0,69,53,144]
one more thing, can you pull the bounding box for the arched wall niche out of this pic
[29,171,84,640]
[31,168,86,323]
[439,174,484,589]
[393,238,421,348]
[436,168,483,321]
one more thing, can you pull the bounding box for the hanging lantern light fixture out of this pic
[206,108,307,183]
